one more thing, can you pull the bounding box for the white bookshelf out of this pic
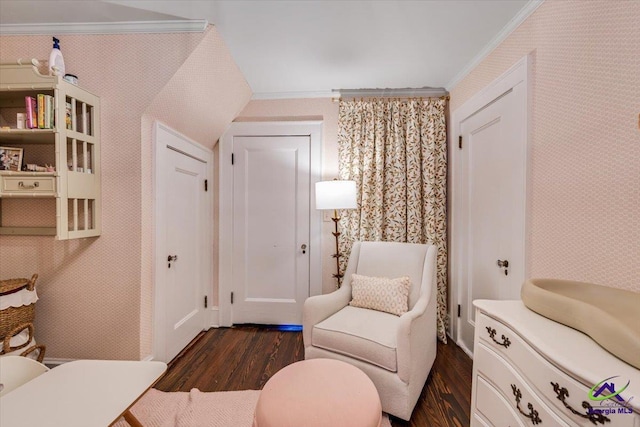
[0,63,101,239]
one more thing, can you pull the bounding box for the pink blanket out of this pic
[113,389,260,427]
[114,388,392,427]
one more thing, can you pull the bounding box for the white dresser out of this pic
[471,300,640,427]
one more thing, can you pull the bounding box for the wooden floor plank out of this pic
[154,326,472,426]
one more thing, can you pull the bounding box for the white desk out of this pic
[0,359,166,427]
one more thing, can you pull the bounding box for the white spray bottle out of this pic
[48,37,65,76]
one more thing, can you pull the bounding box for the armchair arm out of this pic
[396,244,438,383]
[302,285,351,347]
[396,292,435,383]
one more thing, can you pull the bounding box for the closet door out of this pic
[452,57,530,356]
[231,135,311,325]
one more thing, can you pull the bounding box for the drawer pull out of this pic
[486,326,511,348]
[511,384,542,425]
[18,181,39,189]
[550,382,611,425]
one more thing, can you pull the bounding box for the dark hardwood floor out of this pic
[155,326,473,426]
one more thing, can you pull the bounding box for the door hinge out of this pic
[231,153,235,165]
[458,135,462,149]
[230,291,234,304]
[457,304,461,318]
[204,179,208,192]
[204,295,208,308]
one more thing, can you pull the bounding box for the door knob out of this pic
[301,244,307,254]
[168,254,178,268]
[497,259,509,275]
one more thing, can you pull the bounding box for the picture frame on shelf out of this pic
[0,146,24,171]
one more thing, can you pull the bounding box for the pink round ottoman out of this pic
[253,359,382,427]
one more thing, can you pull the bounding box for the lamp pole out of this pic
[314,180,357,289]
[331,208,343,286]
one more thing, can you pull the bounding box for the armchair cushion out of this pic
[312,306,400,372]
[349,274,411,316]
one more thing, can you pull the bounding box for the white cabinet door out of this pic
[231,135,311,325]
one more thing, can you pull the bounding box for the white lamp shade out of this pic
[315,180,357,210]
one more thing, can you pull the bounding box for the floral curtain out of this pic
[337,97,448,342]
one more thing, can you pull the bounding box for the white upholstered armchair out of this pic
[303,241,438,421]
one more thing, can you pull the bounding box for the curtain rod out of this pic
[331,88,449,102]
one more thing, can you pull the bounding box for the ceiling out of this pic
[0,0,538,98]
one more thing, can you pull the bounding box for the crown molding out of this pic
[0,20,208,35]
[445,0,544,91]
[336,87,448,99]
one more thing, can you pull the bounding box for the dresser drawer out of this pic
[474,375,524,427]
[478,312,638,427]
[1,175,56,196]
[475,342,571,426]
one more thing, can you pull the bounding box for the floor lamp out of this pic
[315,180,357,287]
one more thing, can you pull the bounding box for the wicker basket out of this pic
[0,326,46,363]
[20,343,46,363]
[0,274,38,352]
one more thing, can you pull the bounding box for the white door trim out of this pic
[219,121,323,327]
[449,55,532,350]
[153,120,214,361]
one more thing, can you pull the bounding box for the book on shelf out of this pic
[25,96,37,129]
[35,94,54,129]
[46,95,54,129]
[65,101,72,130]
[37,94,45,129]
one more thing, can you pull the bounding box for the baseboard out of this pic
[43,357,74,367]
[208,307,219,328]
[45,355,156,365]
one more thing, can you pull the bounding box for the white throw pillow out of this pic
[349,274,411,316]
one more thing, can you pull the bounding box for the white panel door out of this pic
[458,87,527,354]
[232,136,310,325]
[154,122,212,363]
[163,146,208,361]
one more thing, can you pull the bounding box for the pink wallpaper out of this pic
[450,0,639,292]
[0,26,251,360]
[238,99,340,293]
